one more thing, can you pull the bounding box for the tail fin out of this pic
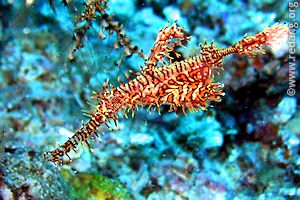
[232,23,288,56]
[44,94,120,164]
[43,117,103,164]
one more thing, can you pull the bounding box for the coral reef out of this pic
[62,170,131,200]
[0,145,70,199]
[0,0,299,199]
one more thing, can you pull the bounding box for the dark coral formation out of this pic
[0,146,70,199]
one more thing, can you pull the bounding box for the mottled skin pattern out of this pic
[44,22,288,164]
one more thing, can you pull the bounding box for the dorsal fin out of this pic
[143,21,191,74]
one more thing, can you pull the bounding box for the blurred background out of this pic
[0,0,299,199]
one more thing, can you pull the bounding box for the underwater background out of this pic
[0,0,299,199]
